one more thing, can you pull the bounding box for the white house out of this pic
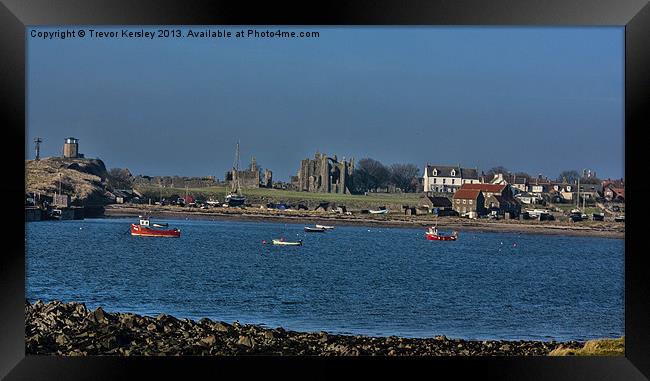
[423,165,480,193]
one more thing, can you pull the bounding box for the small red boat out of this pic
[130,216,180,238]
[425,226,457,241]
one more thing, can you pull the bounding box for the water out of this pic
[26,218,624,341]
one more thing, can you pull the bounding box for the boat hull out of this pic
[226,194,246,207]
[304,227,326,232]
[425,233,457,241]
[315,225,334,229]
[131,224,181,237]
[272,240,302,246]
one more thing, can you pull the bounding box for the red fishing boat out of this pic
[425,226,457,241]
[130,216,181,238]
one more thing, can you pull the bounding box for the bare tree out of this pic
[558,170,580,183]
[352,158,390,193]
[485,166,509,179]
[389,163,420,192]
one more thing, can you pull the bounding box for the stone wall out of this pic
[134,175,219,189]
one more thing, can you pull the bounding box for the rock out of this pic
[93,307,107,324]
[237,336,253,348]
[55,334,67,345]
[213,322,230,332]
[146,323,157,332]
[264,331,275,340]
[201,335,216,346]
[500,344,511,352]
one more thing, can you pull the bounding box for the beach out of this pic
[103,204,625,239]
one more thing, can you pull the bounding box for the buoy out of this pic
[513,243,517,247]
[262,240,267,244]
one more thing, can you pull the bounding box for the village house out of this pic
[510,177,529,193]
[422,165,480,194]
[419,194,455,215]
[514,192,543,205]
[457,183,521,217]
[452,188,485,217]
[528,175,553,195]
[604,185,625,202]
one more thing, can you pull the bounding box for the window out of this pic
[456,199,460,204]
[433,169,437,176]
[433,178,437,184]
[451,169,456,176]
[452,179,455,184]
[443,178,446,184]
[463,199,467,204]
[469,200,473,205]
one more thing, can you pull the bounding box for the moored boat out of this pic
[226,141,247,207]
[304,226,326,232]
[424,226,457,241]
[130,216,180,237]
[369,208,389,214]
[315,224,335,230]
[271,239,303,246]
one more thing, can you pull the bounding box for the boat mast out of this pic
[232,141,241,195]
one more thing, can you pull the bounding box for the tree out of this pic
[352,158,390,193]
[107,168,134,190]
[513,171,532,180]
[558,170,580,183]
[388,163,420,192]
[485,166,509,179]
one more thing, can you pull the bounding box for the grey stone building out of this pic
[293,152,354,194]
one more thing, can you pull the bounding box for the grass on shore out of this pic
[551,204,604,215]
[136,185,424,207]
[548,337,624,356]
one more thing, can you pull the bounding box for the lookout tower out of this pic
[63,137,79,158]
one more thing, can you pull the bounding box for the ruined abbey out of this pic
[292,152,354,194]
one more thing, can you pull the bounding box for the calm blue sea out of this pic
[25,218,624,341]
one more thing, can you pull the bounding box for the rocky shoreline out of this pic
[26,300,586,356]
[102,204,625,239]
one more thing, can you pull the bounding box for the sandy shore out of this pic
[102,204,625,239]
[27,300,591,356]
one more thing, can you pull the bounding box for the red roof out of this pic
[460,183,506,193]
[612,188,625,197]
[453,189,482,200]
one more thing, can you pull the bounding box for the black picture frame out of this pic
[3,0,648,379]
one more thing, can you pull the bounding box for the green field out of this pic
[135,185,423,208]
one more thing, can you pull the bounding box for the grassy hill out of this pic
[135,185,424,210]
[25,157,115,206]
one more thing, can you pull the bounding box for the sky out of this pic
[27,26,624,181]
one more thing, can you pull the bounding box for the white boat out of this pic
[304,226,326,233]
[272,239,303,246]
[368,209,388,214]
[315,224,335,230]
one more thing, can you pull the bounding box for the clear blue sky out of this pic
[27,26,624,181]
